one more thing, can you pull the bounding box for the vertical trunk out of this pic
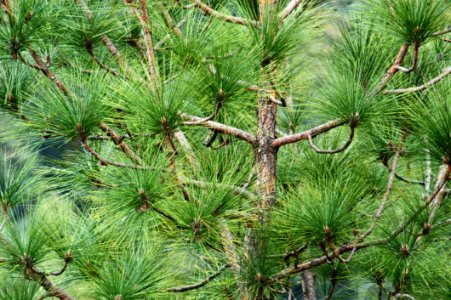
[301,271,317,300]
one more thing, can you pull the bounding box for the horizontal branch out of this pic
[272,118,346,148]
[307,126,355,154]
[181,114,256,145]
[191,0,258,26]
[167,264,229,292]
[383,67,451,94]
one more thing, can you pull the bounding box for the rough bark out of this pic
[301,270,317,300]
[255,94,278,221]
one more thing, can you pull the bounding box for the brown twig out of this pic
[395,42,420,73]
[125,0,158,82]
[75,0,128,69]
[167,264,229,292]
[23,255,74,300]
[27,49,71,97]
[50,252,72,276]
[99,122,144,166]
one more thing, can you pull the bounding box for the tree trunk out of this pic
[255,94,278,222]
[301,271,317,300]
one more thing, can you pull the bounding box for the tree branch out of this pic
[167,264,229,292]
[282,0,303,19]
[191,0,258,26]
[389,164,450,240]
[431,26,451,37]
[23,256,74,300]
[27,49,71,97]
[382,158,424,186]
[157,2,182,37]
[81,138,146,169]
[307,126,355,154]
[99,122,144,166]
[272,118,346,148]
[383,67,451,94]
[181,114,256,144]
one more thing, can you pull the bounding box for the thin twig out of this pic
[126,0,158,82]
[383,67,451,94]
[167,264,229,292]
[431,27,451,37]
[157,2,182,37]
[307,126,355,154]
[362,139,404,240]
[27,49,71,97]
[50,252,72,276]
[191,0,258,26]
[173,130,199,170]
[81,138,146,169]
[154,18,187,50]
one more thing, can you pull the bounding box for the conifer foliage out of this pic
[0,0,450,299]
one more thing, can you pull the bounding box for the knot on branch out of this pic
[191,219,203,241]
[136,188,150,212]
[400,244,411,258]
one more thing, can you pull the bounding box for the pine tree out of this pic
[0,0,450,299]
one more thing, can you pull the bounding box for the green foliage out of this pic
[93,243,172,299]
[0,0,449,299]
[366,0,450,45]
[0,150,41,212]
[0,279,41,300]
